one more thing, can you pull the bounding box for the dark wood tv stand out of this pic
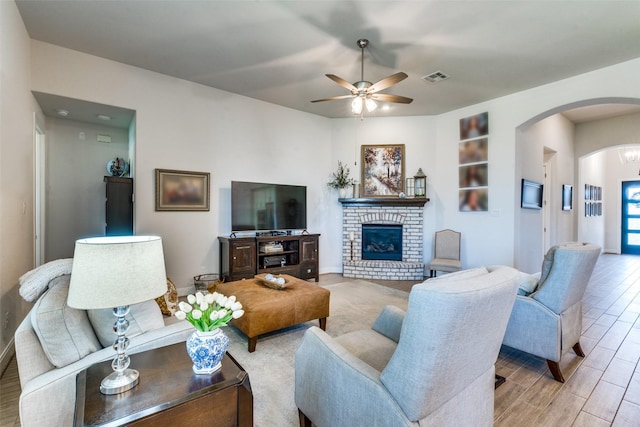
[218,233,319,282]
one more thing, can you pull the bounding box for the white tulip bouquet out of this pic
[174,291,244,332]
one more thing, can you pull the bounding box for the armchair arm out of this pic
[502,296,561,362]
[372,305,406,343]
[295,327,413,427]
[19,321,192,427]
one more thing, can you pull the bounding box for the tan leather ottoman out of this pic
[216,275,330,352]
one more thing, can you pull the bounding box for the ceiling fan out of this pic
[312,38,413,116]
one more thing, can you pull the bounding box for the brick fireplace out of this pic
[340,198,428,280]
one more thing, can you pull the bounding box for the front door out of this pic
[621,180,640,254]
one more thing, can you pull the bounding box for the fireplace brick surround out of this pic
[340,198,428,280]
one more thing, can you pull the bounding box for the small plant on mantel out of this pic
[327,161,356,192]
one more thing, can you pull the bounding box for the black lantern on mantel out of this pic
[414,168,426,197]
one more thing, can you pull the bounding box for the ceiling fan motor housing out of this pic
[357,38,369,49]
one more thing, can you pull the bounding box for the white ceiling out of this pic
[32,92,135,129]
[16,0,640,120]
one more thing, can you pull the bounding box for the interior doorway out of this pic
[621,180,640,254]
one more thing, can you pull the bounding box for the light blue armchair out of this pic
[295,266,519,427]
[502,242,600,382]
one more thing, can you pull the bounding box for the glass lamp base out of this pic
[100,368,139,395]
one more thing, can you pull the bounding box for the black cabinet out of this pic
[218,234,320,282]
[104,176,133,236]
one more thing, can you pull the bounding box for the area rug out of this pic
[224,279,410,427]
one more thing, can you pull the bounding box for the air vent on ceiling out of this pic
[422,71,450,84]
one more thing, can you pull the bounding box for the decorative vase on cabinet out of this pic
[186,329,229,374]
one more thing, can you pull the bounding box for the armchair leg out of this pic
[547,360,565,383]
[573,342,585,357]
[298,409,312,427]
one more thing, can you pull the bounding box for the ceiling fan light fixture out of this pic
[312,38,413,117]
[365,98,377,112]
[352,97,364,115]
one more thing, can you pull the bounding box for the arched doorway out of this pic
[515,97,640,269]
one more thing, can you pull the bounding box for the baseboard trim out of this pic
[0,337,15,377]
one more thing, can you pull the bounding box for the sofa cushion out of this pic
[19,258,73,302]
[155,277,179,316]
[517,272,539,296]
[30,275,101,368]
[537,245,557,289]
[88,300,165,348]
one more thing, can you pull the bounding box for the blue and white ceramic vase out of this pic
[186,329,229,374]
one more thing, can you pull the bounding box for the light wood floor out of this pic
[1,254,639,426]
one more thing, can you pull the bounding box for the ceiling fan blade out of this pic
[311,94,355,103]
[326,74,357,92]
[368,72,408,93]
[370,93,414,104]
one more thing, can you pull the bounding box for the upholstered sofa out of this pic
[14,273,192,427]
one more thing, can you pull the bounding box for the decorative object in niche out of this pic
[107,157,129,177]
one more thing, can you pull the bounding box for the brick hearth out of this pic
[340,198,428,280]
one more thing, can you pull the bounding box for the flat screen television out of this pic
[521,179,543,209]
[231,181,307,232]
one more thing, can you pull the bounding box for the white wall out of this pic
[329,116,437,271]
[30,39,640,289]
[431,59,640,272]
[45,118,129,261]
[575,111,640,158]
[0,0,39,366]
[578,151,606,248]
[30,41,332,294]
[514,114,576,272]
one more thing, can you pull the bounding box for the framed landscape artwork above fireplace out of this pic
[361,144,405,197]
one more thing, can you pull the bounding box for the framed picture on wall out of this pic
[459,188,488,212]
[155,169,210,211]
[458,138,488,164]
[459,163,488,188]
[360,144,405,197]
[562,184,573,211]
[459,112,489,140]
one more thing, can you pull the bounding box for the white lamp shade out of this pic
[68,236,167,309]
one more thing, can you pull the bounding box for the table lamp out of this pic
[68,236,167,395]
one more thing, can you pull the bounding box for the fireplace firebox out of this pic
[362,224,403,261]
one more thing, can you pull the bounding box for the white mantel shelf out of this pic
[338,197,429,208]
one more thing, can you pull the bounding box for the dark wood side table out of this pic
[74,342,252,427]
